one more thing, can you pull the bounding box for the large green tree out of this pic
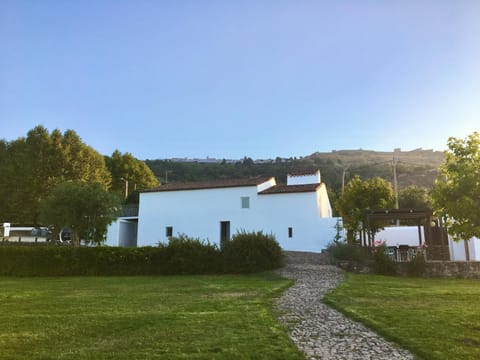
[431,132,480,241]
[336,176,396,242]
[39,181,121,246]
[398,185,430,209]
[0,125,112,224]
[105,150,159,200]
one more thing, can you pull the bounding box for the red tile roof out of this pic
[258,183,321,195]
[287,169,319,176]
[142,177,273,193]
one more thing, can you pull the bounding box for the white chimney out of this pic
[287,170,321,185]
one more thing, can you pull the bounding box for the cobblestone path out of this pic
[276,252,414,360]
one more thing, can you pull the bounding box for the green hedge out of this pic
[0,246,166,276]
[222,231,284,273]
[159,235,223,275]
[0,232,283,276]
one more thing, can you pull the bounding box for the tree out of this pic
[336,176,395,242]
[105,150,159,200]
[0,125,111,224]
[431,132,480,241]
[398,185,430,209]
[39,181,121,246]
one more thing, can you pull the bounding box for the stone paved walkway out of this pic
[276,252,414,360]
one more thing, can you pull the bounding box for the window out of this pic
[241,196,250,209]
[166,226,173,237]
[288,227,293,238]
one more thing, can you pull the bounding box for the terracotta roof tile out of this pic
[142,177,273,193]
[287,169,319,176]
[258,183,321,195]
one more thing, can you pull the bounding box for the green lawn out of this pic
[0,274,304,359]
[324,274,480,360]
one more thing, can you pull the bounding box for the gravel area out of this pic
[276,252,414,360]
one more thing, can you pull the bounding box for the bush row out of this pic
[0,232,284,276]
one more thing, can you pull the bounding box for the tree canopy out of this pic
[398,185,430,209]
[39,181,121,246]
[105,150,159,199]
[431,132,480,241]
[336,176,395,241]
[0,126,112,224]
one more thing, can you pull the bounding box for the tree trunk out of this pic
[72,231,81,247]
[464,239,470,261]
[346,229,355,243]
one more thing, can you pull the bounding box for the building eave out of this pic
[141,177,274,193]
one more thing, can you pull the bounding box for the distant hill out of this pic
[307,148,444,190]
[145,148,444,195]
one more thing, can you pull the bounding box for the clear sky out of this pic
[1,0,479,160]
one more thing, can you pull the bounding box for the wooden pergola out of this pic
[361,208,435,248]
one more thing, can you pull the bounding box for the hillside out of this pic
[145,148,444,195]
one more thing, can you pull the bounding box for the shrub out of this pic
[406,252,427,277]
[222,231,284,273]
[326,241,371,264]
[160,234,222,274]
[371,243,397,275]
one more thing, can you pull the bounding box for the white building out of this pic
[106,170,340,252]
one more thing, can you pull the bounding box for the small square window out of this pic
[241,196,250,209]
[166,226,173,237]
[288,227,293,238]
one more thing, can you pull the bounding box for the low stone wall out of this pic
[395,261,480,278]
[283,251,330,265]
[336,258,480,279]
[425,261,480,279]
[336,260,372,274]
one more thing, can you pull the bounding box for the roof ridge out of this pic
[259,183,322,195]
[142,176,273,193]
[287,169,319,176]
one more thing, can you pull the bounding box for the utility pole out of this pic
[165,170,173,184]
[120,177,129,199]
[392,156,400,226]
[392,157,399,209]
[341,167,347,195]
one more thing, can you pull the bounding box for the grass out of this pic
[323,273,480,360]
[0,273,304,359]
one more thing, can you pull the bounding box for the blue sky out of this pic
[1,0,479,160]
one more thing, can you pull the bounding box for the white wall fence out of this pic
[374,225,480,261]
[1,225,49,243]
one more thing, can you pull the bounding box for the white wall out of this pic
[136,185,337,252]
[472,237,480,260]
[449,237,480,261]
[316,184,332,218]
[256,191,338,251]
[119,220,138,247]
[106,218,138,247]
[137,186,261,247]
[106,220,119,246]
[376,226,425,247]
